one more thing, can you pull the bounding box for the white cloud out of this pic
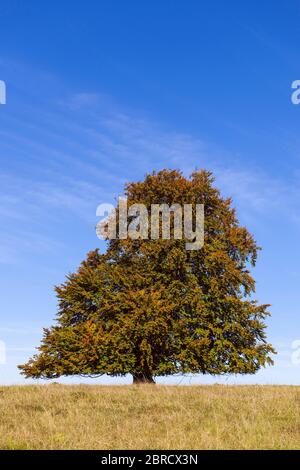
[1,59,300,270]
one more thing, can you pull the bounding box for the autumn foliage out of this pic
[19,170,275,383]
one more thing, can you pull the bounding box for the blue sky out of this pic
[0,0,300,385]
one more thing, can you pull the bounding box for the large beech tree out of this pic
[19,170,274,383]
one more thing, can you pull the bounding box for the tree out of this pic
[19,170,275,383]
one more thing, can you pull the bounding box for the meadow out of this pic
[0,384,299,450]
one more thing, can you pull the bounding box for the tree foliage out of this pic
[19,170,275,383]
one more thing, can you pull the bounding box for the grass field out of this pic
[0,384,299,450]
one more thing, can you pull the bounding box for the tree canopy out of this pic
[19,169,275,383]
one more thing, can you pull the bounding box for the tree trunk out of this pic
[132,372,155,384]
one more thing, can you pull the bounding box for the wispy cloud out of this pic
[1,58,300,270]
[0,327,42,335]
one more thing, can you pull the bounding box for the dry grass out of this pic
[0,384,299,449]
